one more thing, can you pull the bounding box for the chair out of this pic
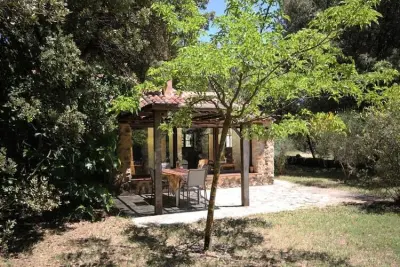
[181,169,208,209]
[181,159,189,169]
[197,159,209,169]
[149,168,169,200]
[161,162,170,169]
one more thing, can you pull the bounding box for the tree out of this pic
[65,0,211,81]
[142,0,394,250]
[283,0,400,72]
[0,0,208,253]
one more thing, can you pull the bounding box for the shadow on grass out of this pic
[61,237,119,267]
[284,166,345,180]
[122,217,353,267]
[344,201,400,214]
[5,213,71,255]
[259,249,353,267]
[281,167,389,193]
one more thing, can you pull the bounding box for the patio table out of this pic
[162,168,189,206]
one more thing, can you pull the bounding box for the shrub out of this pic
[316,109,400,202]
[274,138,295,175]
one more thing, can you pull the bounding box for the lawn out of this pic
[3,204,399,267]
[277,167,391,198]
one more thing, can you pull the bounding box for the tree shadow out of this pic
[123,218,270,266]
[124,217,353,267]
[124,223,203,266]
[282,166,389,192]
[60,237,118,267]
[344,201,400,214]
[256,248,353,267]
[284,166,345,179]
[5,212,71,254]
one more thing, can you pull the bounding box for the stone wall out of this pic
[200,129,210,159]
[251,140,274,184]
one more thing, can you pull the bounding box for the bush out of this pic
[316,109,400,202]
[274,138,295,175]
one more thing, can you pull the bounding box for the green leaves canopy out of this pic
[147,0,395,139]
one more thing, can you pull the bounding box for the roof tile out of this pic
[139,91,186,108]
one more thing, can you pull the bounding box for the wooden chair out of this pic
[181,169,208,209]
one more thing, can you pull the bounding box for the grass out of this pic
[277,167,391,198]
[2,204,399,267]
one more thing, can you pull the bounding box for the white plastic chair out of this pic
[181,169,208,209]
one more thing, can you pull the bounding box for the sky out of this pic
[201,0,226,41]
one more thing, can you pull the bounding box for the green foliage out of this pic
[152,0,208,45]
[274,138,295,175]
[284,0,400,72]
[71,184,114,221]
[110,96,140,115]
[281,0,400,117]
[132,130,147,146]
[0,0,209,254]
[147,0,389,138]
[311,106,400,201]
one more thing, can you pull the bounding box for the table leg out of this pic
[175,188,180,207]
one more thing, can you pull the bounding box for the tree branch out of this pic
[208,76,229,109]
[229,73,243,109]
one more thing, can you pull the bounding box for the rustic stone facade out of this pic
[252,140,274,184]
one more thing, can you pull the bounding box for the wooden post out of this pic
[240,125,250,206]
[212,128,219,163]
[173,127,178,168]
[154,111,163,215]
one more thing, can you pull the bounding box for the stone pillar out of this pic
[265,140,274,183]
[177,128,183,160]
[251,139,274,184]
[117,123,134,185]
[201,129,210,159]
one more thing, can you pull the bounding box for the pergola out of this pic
[118,82,252,215]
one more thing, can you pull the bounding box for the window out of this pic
[183,133,193,148]
[226,129,232,148]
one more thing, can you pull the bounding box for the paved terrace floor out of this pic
[113,180,376,227]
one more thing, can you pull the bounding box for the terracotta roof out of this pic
[139,91,185,108]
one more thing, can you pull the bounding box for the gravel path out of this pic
[132,179,374,227]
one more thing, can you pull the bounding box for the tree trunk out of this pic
[204,115,232,251]
[306,135,316,159]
